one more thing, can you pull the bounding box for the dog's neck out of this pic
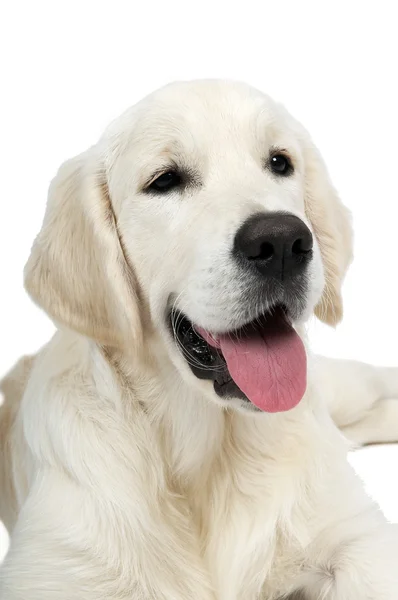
[99,333,331,497]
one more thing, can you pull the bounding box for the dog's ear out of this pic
[24,149,142,349]
[303,141,353,326]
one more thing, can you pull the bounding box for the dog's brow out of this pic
[137,143,203,190]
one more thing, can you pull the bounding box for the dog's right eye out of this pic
[149,171,182,193]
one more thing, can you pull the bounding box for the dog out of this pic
[1,80,398,599]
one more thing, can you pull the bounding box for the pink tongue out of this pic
[197,312,306,413]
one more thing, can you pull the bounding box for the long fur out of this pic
[1,80,398,600]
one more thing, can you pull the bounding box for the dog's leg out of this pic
[0,355,35,531]
[296,523,398,599]
[280,456,398,600]
[311,355,398,445]
[0,469,216,600]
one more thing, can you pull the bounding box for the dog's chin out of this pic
[168,303,305,414]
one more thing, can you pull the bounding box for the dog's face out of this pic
[24,81,353,413]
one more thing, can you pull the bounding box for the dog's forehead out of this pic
[148,80,270,118]
[105,81,292,157]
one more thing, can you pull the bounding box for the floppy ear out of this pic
[303,142,353,326]
[24,149,142,349]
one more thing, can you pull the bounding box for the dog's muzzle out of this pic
[169,212,312,413]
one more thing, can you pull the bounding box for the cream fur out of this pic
[1,80,398,599]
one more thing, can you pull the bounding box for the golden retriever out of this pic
[1,80,398,599]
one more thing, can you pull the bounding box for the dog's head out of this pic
[24,80,352,413]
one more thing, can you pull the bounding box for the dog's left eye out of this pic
[149,171,182,193]
[270,154,293,176]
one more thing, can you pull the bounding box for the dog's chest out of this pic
[186,444,307,600]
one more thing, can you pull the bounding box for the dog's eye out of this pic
[149,171,182,193]
[270,154,293,176]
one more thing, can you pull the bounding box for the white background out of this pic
[1,1,397,561]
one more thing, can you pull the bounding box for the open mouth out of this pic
[170,305,307,413]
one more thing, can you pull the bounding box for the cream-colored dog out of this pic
[1,80,398,599]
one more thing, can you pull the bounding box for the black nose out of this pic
[234,212,313,279]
